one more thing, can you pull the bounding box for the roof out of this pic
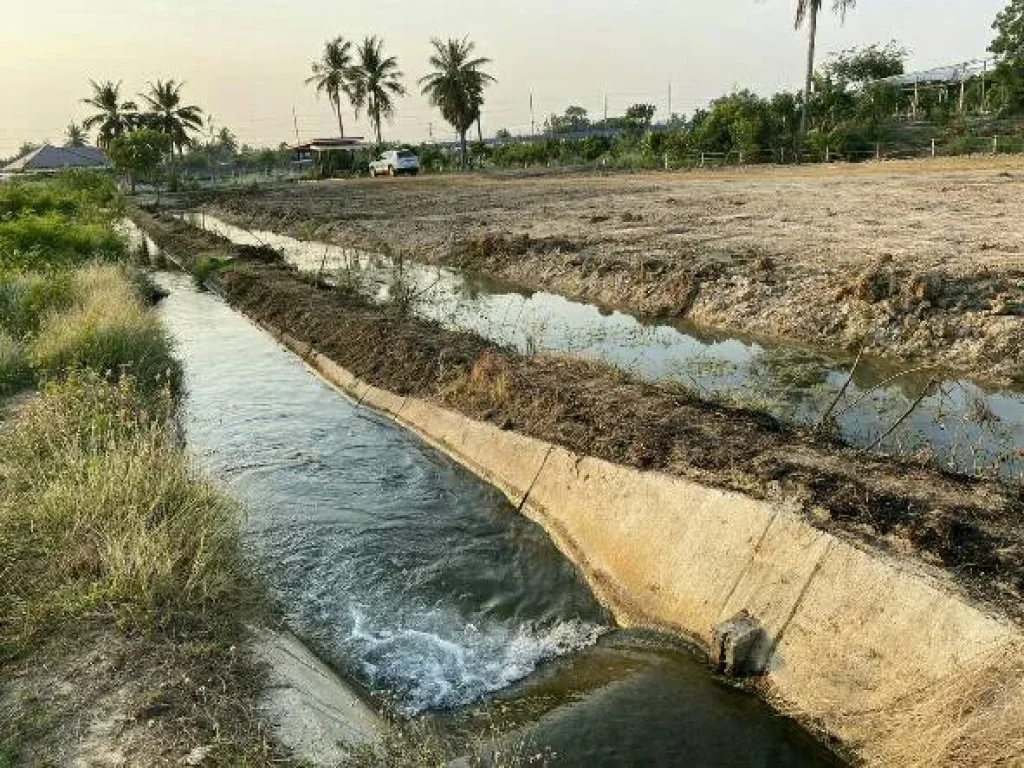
[2,144,110,173]
[878,60,993,87]
[292,137,365,152]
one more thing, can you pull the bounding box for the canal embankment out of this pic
[137,207,1024,766]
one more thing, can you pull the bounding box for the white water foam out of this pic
[348,607,605,713]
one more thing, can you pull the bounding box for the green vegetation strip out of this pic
[0,174,278,765]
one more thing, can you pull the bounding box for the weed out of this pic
[192,250,232,288]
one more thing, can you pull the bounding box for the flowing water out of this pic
[182,213,1024,482]
[156,271,840,765]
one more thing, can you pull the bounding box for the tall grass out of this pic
[0,371,243,661]
[0,215,127,269]
[29,265,180,397]
[0,170,122,221]
[0,330,28,395]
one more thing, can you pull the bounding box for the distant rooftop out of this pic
[2,144,110,173]
[877,59,994,87]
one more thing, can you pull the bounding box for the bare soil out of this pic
[202,157,1024,385]
[137,210,1024,628]
[0,626,282,767]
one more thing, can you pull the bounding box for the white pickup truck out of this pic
[368,149,420,177]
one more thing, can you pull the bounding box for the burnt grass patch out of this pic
[140,209,1024,624]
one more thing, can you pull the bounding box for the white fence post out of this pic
[993,136,999,155]
[931,139,936,158]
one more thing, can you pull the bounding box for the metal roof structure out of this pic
[2,144,110,173]
[877,59,994,87]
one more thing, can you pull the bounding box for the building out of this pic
[291,137,364,170]
[2,144,111,174]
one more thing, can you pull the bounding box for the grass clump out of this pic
[193,250,232,287]
[0,170,122,222]
[0,330,29,395]
[0,371,242,661]
[0,215,127,269]
[28,265,180,398]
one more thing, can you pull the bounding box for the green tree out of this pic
[82,80,138,149]
[990,0,1024,114]
[139,80,204,158]
[795,0,857,146]
[546,106,589,134]
[419,37,496,169]
[350,36,407,144]
[824,42,907,85]
[107,129,171,193]
[305,37,356,138]
[625,103,656,128]
[64,123,88,147]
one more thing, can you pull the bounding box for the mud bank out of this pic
[201,161,1024,385]
[137,210,1024,764]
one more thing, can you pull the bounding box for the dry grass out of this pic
[850,642,1024,767]
[28,264,180,398]
[0,371,242,659]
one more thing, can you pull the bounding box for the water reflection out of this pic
[181,213,1024,481]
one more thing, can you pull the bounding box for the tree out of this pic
[795,0,857,147]
[419,37,495,169]
[305,37,356,138]
[216,127,238,156]
[545,106,589,134]
[64,123,88,147]
[107,129,171,193]
[990,0,1024,114]
[82,80,138,148]
[350,36,407,144]
[139,80,204,158]
[824,42,908,85]
[625,103,656,127]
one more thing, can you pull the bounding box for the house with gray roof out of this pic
[2,144,111,174]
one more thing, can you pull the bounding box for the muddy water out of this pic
[183,213,1024,481]
[156,271,838,765]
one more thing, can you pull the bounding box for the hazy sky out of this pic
[0,0,1007,153]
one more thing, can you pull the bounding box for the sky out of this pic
[0,0,1008,155]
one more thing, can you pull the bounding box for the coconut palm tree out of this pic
[350,36,407,144]
[64,123,88,147]
[139,79,204,158]
[81,80,138,148]
[419,37,495,170]
[305,37,357,138]
[796,0,857,146]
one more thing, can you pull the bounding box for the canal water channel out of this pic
[183,213,1024,483]
[155,270,839,765]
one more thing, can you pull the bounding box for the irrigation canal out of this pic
[185,213,1024,482]
[156,271,839,764]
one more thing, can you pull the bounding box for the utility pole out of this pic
[667,81,672,120]
[292,106,300,145]
[604,94,608,122]
[530,92,535,135]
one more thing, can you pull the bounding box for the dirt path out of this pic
[204,157,1024,385]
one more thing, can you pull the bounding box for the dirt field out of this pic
[204,157,1024,385]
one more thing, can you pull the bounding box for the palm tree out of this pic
[795,0,857,147]
[81,80,137,148]
[419,37,495,170]
[139,79,204,158]
[350,36,407,144]
[305,37,356,138]
[64,123,88,147]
